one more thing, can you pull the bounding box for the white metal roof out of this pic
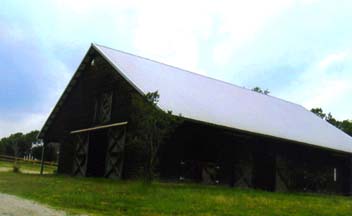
[93,43,352,153]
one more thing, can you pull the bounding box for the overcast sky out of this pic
[0,0,351,137]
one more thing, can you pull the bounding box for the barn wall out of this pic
[45,53,135,175]
[159,122,351,194]
[159,122,256,186]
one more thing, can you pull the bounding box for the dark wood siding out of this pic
[45,52,136,175]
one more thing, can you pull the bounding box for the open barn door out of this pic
[252,148,276,191]
[71,122,127,178]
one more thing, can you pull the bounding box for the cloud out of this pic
[0,23,25,43]
[130,0,215,75]
[276,50,352,120]
[318,51,349,70]
[1,0,352,139]
[0,112,47,138]
[130,0,308,76]
[0,15,72,137]
[211,0,296,66]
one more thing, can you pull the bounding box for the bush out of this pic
[13,161,21,173]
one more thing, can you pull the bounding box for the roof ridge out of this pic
[93,43,306,108]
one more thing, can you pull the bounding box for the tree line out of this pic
[0,130,57,161]
[311,108,352,136]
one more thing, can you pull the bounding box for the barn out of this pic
[38,43,352,194]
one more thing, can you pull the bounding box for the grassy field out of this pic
[0,171,351,216]
[0,160,57,174]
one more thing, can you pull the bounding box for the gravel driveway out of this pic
[0,193,66,216]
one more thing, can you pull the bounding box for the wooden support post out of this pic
[40,141,46,175]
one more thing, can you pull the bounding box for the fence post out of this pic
[40,141,46,175]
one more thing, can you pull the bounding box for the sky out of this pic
[0,0,351,138]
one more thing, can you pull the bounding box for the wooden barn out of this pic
[38,44,352,194]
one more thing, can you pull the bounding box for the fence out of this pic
[0,154,58,167]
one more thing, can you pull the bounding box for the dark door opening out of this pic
[86,130,108,177]
[252,151,276,191]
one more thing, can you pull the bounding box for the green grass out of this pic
[0,160,57,174]
[0,168,351,215]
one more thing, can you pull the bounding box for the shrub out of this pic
[13,161,21,173]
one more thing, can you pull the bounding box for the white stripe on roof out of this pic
[94,43,352,153]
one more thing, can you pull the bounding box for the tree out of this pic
[0,131,59,161]
[340,120,352,136]
[252,86,270,95]
[128,91,183,183]
[0,130,39,157]
[311,108,326,119]
[326,113,340,128]
[310,108,352,137]
[310,108,341,128]
[0,132,24,157]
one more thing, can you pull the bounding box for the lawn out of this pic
[0,160,57,174]
[0,170,351,215]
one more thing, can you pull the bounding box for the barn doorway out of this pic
[71,122,128,178]
[86,130,108,177]
[252,151,276,191]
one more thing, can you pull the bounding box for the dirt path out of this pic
[0,168,9,172]
[0,167,51,174]
[0,193,66,216]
